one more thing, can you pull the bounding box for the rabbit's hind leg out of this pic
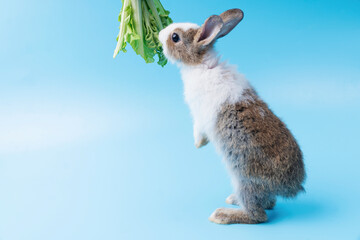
[225,193,275,209]
[263,195,276,210]
[210,185,268,224]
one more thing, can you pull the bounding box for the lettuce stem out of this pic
[132,0,145,58]
[113,0,129,58]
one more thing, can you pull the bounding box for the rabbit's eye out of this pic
[172,33,180,43]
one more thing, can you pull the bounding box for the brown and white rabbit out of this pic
[159,9,305,224]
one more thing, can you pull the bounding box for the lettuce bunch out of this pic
[113,0,173,67]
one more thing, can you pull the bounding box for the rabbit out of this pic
[159,8,305,224]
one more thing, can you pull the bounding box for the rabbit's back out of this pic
[215,89,305,197]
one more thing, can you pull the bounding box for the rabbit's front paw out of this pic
[195,137,209,148]
[225,194,241,206]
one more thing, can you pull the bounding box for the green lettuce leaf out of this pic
[113,0,173,67]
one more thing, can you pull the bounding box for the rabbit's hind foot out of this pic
[209,207,267,224]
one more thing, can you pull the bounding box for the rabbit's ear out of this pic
[217,9,244,38]
[196,15,223,46]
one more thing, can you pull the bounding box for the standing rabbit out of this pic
[159,8,305,224]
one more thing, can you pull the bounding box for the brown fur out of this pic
[166,28,213,65]
[211,89,305,224]
[217,89,305,195]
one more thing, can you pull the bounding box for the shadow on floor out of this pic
[266,198,335,224]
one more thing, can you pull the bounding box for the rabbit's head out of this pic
[159,9,244,66]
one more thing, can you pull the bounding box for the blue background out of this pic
[1,0,360,239]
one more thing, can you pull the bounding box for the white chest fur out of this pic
[180,57,250,142]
